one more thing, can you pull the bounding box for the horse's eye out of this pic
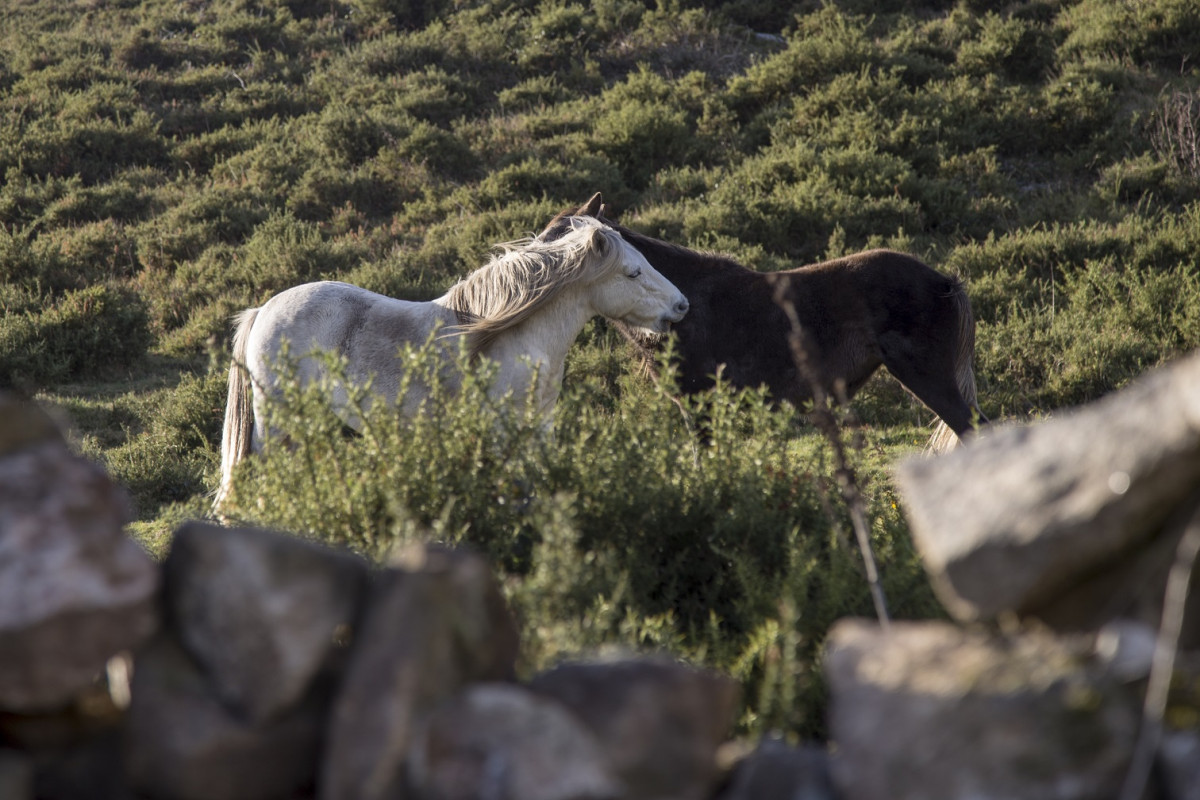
[627,268,642,279]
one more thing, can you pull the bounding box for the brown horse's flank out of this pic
[541,195,986,451]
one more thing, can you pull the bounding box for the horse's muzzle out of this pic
[663,297,689,327]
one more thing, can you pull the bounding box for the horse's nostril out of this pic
[676,298,690,314]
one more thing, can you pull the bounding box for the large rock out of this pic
[895,350,1200,632]
[825,619,1142,800]
[27,728,132,800]
[320,543,520,800]
[717,739,835,800]
[408,683,622,800]
[124,633,326,800]
[529,656,740,800]
[0,749,32,800]
[1160,729,1200,800]
[0,397,158,712]
[164,521,368,723]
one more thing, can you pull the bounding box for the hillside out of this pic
[2,0,1199,738]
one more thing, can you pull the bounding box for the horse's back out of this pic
[252,281,446,354]
[246,281,454,394]
[783,249,962,336]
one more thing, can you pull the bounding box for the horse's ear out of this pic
[577,192,603,218]
[586,225,611,256]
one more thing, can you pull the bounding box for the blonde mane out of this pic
[443,216,624,358]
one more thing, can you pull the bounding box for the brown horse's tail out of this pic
[927,281,985,454]
[214,307,259,514]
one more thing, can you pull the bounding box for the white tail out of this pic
[213,308,260,513]
[926,285,983,454]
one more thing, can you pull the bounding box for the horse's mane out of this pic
[608,221,747,274]
[443,215,624,358]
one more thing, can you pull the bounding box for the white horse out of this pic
[215,215,689,510]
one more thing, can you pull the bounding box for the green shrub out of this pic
[288,162,412,222]
[472,156,625,207]
[0,283,152,389]
[95,369,226,520]
[1094,153,1200,209]
[355,0,459,30]
[232,211,363,293]
[955,12,1055,83]
[26,112,170,186]
[218,341,940,738]
[316,103,394,165]
[1058,0,1200,70]
[0,171,72,228]
[951,208,1200,413]
[497,75,569,111]
[39,173,159,228]
[724,7,876,125]
[682,140,923,260]
[389,119,480,177]
[0,226,78,292]
[115,26,188,71]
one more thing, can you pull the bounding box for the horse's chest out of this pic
[674,315,790,391]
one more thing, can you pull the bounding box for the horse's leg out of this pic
[877,333,979,438]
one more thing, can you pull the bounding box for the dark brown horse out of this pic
[539,194,986,451]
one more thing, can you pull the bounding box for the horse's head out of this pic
[572,215,688,335]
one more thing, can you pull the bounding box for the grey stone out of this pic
[29,728,134,800]
[529,656,740,800]
[1160,728,1200,800]
[164,521,368,723]
[1093,619,1157,681]
[0,673,124,750]
[0,438,158,712]
[409,683,622,800]
[825,618,1142,800]
[895,350,1200,631]
[320,543,520,800]
[717,739,835,800]
[124,633,325,800]
[0,749,33,800]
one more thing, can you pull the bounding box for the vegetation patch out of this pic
[3,0,1198,741]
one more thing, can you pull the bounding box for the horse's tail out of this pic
[927,280,985,454]
[214,307,259,514]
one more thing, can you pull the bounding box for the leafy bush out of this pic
[0,283,152,389]
[955,12,1055,82]
[219,341,939,737]
[93,369,226,520]
[1057,0,1200,70]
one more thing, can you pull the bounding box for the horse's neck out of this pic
[477,291,593,415]
[621,228,720,288]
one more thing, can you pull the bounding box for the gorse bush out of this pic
[88,368,227,522]
[218,340,939,737]
[0,283,151,389]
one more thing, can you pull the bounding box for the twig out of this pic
[772,279,890,627]
[1118,495,1200,800]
